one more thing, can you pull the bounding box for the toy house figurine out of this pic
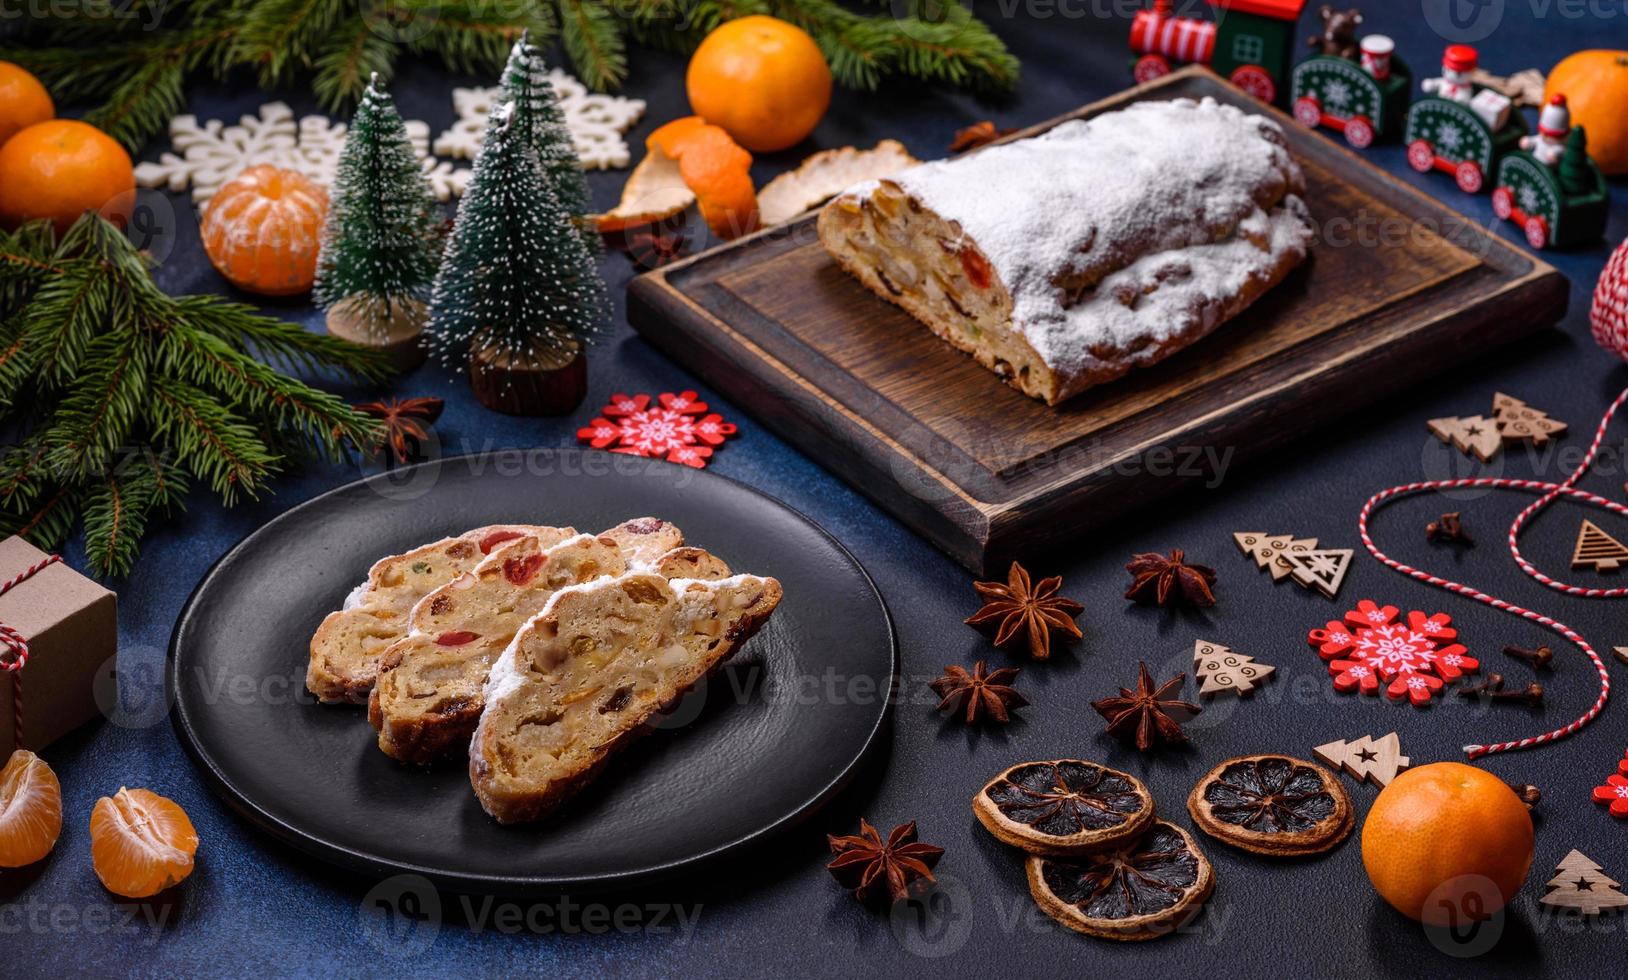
[1290,6,1411,148]
[1128,0,1308,106]
[1404,44,1526,193]
[1492,94,1609,249]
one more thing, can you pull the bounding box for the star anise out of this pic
[965,562,1083,660]
[826,819,945,904]
[1124,550,1217,607]
[622,227,691,271]
[929,661,1027,724]
[1091,662,1202,751]
[353,396,444,464]
[949,120,1015,153]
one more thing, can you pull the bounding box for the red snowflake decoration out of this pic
[576,390,738,468]
[1594,774,1628,819]
[1306,599,1480,706]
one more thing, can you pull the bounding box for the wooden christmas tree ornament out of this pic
[325,295,429,371]
[1491,392,1567,446]
[469,339,587,417]
[1313,733,1410,787]
[1539,850,1628,916]
[1614,646,1628,667]
[1572,519,1628,572]
[1283,548,1354,598]
[1427,415,1502,462]
[1192,640,1275,697]
[1233,532,1317,582]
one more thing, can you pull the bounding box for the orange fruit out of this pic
[1362,762,1533,926]
[645,116,759,239]
[686,15,832,152]
[0,119,134,233]
[89,787,199,898]
[0,750,62,868]
[0,62,54,149]
[1545,50,1628,176]
[200,164,329,297]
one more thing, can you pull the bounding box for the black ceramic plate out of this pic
[169,450,894,892]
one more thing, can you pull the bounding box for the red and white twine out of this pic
[1358,385,1628,760]
[0,553,61,750]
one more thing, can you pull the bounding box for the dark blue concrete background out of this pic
[7,0,1628,975]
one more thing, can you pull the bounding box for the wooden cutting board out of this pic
[627,67,1568,573]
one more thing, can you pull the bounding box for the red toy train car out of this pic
[1130,0,1308,106]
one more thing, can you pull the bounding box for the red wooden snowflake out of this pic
[576,390,738,468]
[1594,774,1628,818]
[1306,599,1480,706]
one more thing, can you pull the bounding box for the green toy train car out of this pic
[1404,95,1527,194]
[1291,49,1411,148]
[1491,137,1608,250]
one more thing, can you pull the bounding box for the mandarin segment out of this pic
[0,750,63,868]
[89,787,199,898]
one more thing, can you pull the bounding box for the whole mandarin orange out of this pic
[0,120,134,233]
[686,15,832,152]
[0,62,54,148]
[1361,762,1533,927]
[200,164,329,296]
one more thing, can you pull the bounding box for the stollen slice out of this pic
[371,533,727,764]
[305,524,574,704]
[470,570,782,824]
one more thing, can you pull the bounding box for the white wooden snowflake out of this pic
[134,67,633,206]
[133,102,463,203]
[432,69,645,170]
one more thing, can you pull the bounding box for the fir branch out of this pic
[149,375,278,502]
[43,327,149,482]
[1,215,389,575]
[0,486,78,554]
[229,0,351,87]
[558,0,629,90]
[171,295,394,382]
[312,16,400,112]
[82,450,189,578]
[82,46,191,150]
[408,1,555,77]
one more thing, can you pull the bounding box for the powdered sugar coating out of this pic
[874,97,1313,392]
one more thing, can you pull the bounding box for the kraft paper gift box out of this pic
[0,536,117,756]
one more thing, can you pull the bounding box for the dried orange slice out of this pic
[0,750,62,868]
[974,759,1154,856]
[90,787,199,898]
[1027,819,1216,941]
[599,117,758,241]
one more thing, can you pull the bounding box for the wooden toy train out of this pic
[1127,3,1607,249]
[1129,0,1307,105]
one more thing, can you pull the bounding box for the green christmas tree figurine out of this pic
[1559,125,1593,195]
[429,100,609,416]
[501,31,597,253]
[314,73,444,370]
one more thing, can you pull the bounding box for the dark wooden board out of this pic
[627,67,1569,573]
